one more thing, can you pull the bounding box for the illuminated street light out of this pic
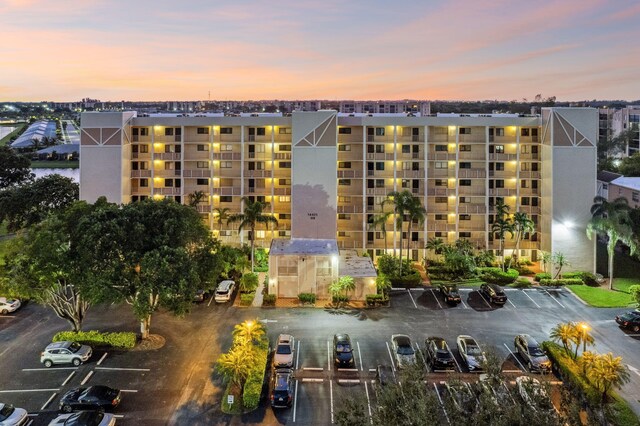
[580,322,590,352]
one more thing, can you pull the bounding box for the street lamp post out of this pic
[580,322,590,353]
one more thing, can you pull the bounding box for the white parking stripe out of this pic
[430,289,443,309]
[451,352,462,373]
[364,381,373,424]
[507,298,517,309]
[543,289,565,308]
[385,341,396,372]
[293,379,298,422]
[95,367,150,372]
[625,334,640,337]
[327,340,331,371]
[503,343,526,372]
[521,290,541,308]
[207,294,214,307]
[97,352,108,366]
[61,371,75,387]
[22,367,77,372]
[407,290,418,308]
[0,389,59,393]
[478,291,492,308]
[356,341,363,372]
[80,371,93,385]
[433,382,451,425]
[295,340,300,369]
[329,379,334,424]
[120,389,138,392]
[41,392,57,410]
[459,297,468,309]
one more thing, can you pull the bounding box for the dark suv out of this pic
[424,337,456,371]
[615,310,640,333]
[270,369,294,408]
[333,334,354,368]
[479,283,507,305]
[438,284,461,305]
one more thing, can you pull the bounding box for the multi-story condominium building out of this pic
[604,176,640,209]
[612,105,640,156]
[339,101,430,116]
[598,107,615,146]
[79,108,597,275]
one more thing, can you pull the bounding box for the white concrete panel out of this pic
[80,145,124,204]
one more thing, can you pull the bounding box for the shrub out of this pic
[426,266,448,280]
[563,271,600,287]
[376,254,415,277]
[539,278,583,286]
[52,330,137,349]
[365,293,389,307]
[534,272,551,282]
[389,272,422,288]
[262,294,276,306]
[515,266,535,276]
[240,273,259,293]
[242,343,268,410]
[298,293,316,305]
[240,292,256,306]
[511,278,532,288]
[332,294,349,303]
[477,267,518,285]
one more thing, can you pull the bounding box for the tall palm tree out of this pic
[425,237,445,262]
[507,212,535,270]
[386,190,414,276]
[574,324,595,359]
[587,196,638,290]
[369,200,392,253]
[227,198,278,272]
[188,190,207,208]
[550,322,575,358]
[213,207,230,233]
[491,200,513,271]
[232,319,266,348]
[587,353,631,403]
[405,196,426,262]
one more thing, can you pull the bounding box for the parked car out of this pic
[424,337,456,371]
[516,376,554,413]
[41,341,92,368]
[456,335,484,372]
[214,280,235,303]
[270,369,294,408]
[273,334,295,368]
[0,403,28,426]
[514,334,551,373]
[0,298,21,315]
[479,283,507,305]
[59,386,122,413]
[438,284,461,305]
[375,364,397,386]
[390,334,416,369]
[615,310,640,333]
[193,289,206,303]
[48,411,115,426]
[333,334,354,368]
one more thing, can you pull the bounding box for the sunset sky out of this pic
[1,0,639,102]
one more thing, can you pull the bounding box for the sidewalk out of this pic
[251,272,266,307]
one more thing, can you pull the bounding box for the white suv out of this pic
[41,341,92,367]
[214,280,236,303]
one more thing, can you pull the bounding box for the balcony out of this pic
[154,152,181,161]
[458,223,486,231]
[154,169,182,177]
[519,205,540,214]
[274,152,291,160]
[458,188,486,197]
[488,170,516,178]
[366,153,393,161]
[183,169,212,178]
[273,187,291,196]
[488,188,517,196]
[427,187,455,196]
[427,168,455,178]
[213,186,242,196]
[428,152,456,161]
[427,204,451,213]
[245,170,273,178]
[213,152,242,161]
[338,240,363,249]
[131,170,152,178]
[489,153,517,161]
[366,188,388,196]
[458,152,486,161]
[519,171,540,179]
[337,170,364,178]
[519,188,540,196]
[398,170,425,179]
[196,204,212,213]
[519,153,539,161]
[132,152,151,160]
[458,169,486,178]
[338,205,363,214]
[457,204,487,214]
[153,187,181,196]
[427,223,455,232]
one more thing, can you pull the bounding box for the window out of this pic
[338,127,352,134]
[338,196,352,203]
[459,197,470,203]
[139,144,149,153]
[460,179,471,186]
[375,145,385,153]
[435,145,448,152]
[165,179,174,187]
[459,145,471,152]
[338,144,351,151]
[279,162,291,168]
[489,145,505,154]
[412,162,420,171]
[435,214,447,220]
[435,197,447,203]
[434,161,447,169]
[375,127,385,136]
[402,145,410,154]
[220,127,233,134]
[495,162,504,171]
[375,179,384,188]
[279,196,290,203]
[434,179,447,186]
[459,214,471,220]
[279,214,291,219]
[495,180,504,188]
[459,232,471,238]
[279,127,292,134]
[197,144,209,151]
[220,161,232,168]
[338,179,351,186]
[521,180,529,188]
[521,197,530,205]
[164,128,174,136]
[634,192,639,202]
[376,162,384,171]
[140,178,148,187]
[521,128,530,137]
[197,127,209,134]
[139,161,148,170]
[338,214,351,220]
[495,128,505,136]
[459,162,471,169]
[197,161,207,168]
[220,144,233,151]
[279,178,291,185]
[459,128,471,134]
[139,128,149,136]
[220,196,232,202]
[279,144,291,151]
[602,183,608,190]
[338,162,352,168]
[196,179,208,185]
[132,145,138,153]
[256,127,266,136]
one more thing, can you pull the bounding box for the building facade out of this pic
[612,105,640,156]
[80,108,597,273]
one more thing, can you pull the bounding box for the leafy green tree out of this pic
[227,197,278,272]
[330,275,355,303]
[375,274,392,294]
[587,353,631,403]
[507,212,535,269]
[0,146,33,189]
[618,151,640,176]
[239,273,259,293]
[187,190,206,207]
[587,196,638,289]
[491,200,514,271]
[540,251,552,273]
[580,350,598,375]
[425,237,445,257]
[629,285,640,308]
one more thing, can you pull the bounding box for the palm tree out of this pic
[580,351,597,375]
[386,190,414,276]
[227,198,278,272]
[232,319,266,348]
[425,237,445,265]
[405,196,426,262]
[587,353,631,403]
[507,212,535,270]
[213,207,230,233]
[370,201,392,253]
[188,190,207,208]
[491,217,514,271]
[552,251,570,279]
[540,251,552,274]
[574,323,595,359]
[216,345,255,391]
[550,322,575,358]
[587,197,638,290]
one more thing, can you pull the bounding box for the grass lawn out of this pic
[612,277,640,294]
[566,285,635,308]
[430,278,485,287]
[31,160,79,169]
[0,123,26,146]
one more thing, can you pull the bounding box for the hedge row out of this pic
[242,343,269,410]
[53,330,137,349]
[562,271,600,287]
[534,272,551,282]
[365,294,389,307]
[510,278,532,288]
[262,294,276,306]
[539,278,583,286]
[298,293,316,304]
[240,292,256,306]
[389,272,422,288]
[477,267,519,285]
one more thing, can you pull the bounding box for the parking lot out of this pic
[1,284,639,425]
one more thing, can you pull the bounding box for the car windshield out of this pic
[467,346,481,355]
[275,375,290,390]
[397,345,415,356]
[65,411,104,426]
[336,343,351,353]
[69,342,82,353]
[436,349,452,358]
[0,404,15,421]
[529,346,545,357]
[276,345,291,355]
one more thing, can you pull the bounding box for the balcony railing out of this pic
[457,204,487,214]
[428,152,456,161]
[458,169,486,178]
[245,170,273,178]
[488,188,517,196]
[337,170,364,178]
[338,205,363,214]
[213,152,241,160]
[427,187,455,196]
[154,152,181,161]
[131,170,152,178]
[183,169,212,178]
[518,171,540,179]
[427,223,455,232]
[153,187,181,196]
[489,153,517,161]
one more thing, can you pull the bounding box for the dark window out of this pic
[459,214,471,220]
[459,232,472,238]
[338,128,352,134]
[164,128,174,136]
[435,145,448,152]
[459,162,471,169]
[256,127,266,136]
[460,179,471,186]
[196,179,208,185]
[220,127,233,134]
[459,145,471,152]
[197,127,209,134]
[459,128,471,134]
[220,196,232,202]
[338,162,351,169]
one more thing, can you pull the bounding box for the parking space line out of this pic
[120,389,138,392]
[507,298,517,309]
[478,291,493,309]
[415,343,428,371]
[0,389,59,393]
[41,392,57,410]
[95,367,151,372]
[327,340,331,372]
[207,294,214,307]
[433,382,451,425]
[459,297,468,309]
[301,378,323,382]
[97,353,108,366]
[407,290,418,308]
[337,379,360,384]
[385,341,396,372]
[80,371,94,385]
[302,367,323,371]
[364,381,373,423]
[451,353,462,373]
[61,371,75,387]
[429,289,443,309]
[356,341,363,371]
[543,289,565,308]
[503,343,526,372]
[25,420,33,426]
[625,334,640,337]
[329,379,334,424]
[113,415,125,418]
[22,367,77,372]
[0,315,16,318]
[521,290,541,308]
[293,380,298,422]
[295,340,300,370]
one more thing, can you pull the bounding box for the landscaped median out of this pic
[565,285,635,308]
[52,330,137,349]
